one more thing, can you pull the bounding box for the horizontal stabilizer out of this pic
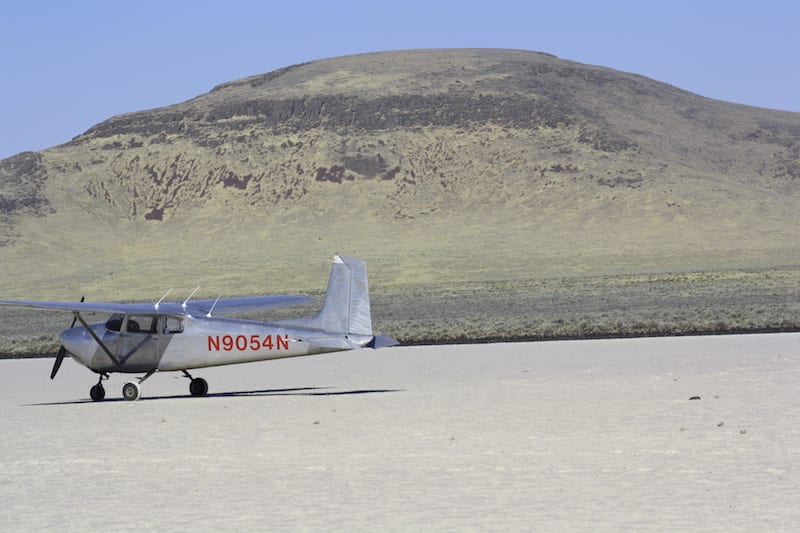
[301,336,364,351]
[368,335,400,349]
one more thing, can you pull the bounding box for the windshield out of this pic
[105,314,124,332]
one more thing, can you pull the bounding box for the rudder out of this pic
[279,255,373,337]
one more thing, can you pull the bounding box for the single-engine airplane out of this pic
[0,255,397,401]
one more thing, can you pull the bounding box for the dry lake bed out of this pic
[1,334,799,531]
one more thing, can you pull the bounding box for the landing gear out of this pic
[183,371,208,396]
[89,373,109,402]
[122,381,141,401]
[90,383,105,401]
[88,371,154,402]
[122,370,155,401]
[87,370,207,401]
[189,377,208,396]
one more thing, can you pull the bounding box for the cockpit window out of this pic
[106,315,183,334]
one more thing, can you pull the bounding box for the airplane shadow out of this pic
[26,386,403,406]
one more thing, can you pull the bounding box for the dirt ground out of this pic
[1,334,798,531]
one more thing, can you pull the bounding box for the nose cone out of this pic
[59,326,96,366]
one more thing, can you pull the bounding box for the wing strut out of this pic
[72,312,122,370]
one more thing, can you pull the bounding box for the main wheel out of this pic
[90,384,105,402]
[122,381,141,401]
[189,377,208,396]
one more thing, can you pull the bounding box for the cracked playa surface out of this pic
[1,333,799,530]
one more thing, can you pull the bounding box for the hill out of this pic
[1,49,798,348]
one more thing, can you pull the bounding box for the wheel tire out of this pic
[122,381,141,401]
[90,384,105,402]
[189,377,208,396]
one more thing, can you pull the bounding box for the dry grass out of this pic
[377,269,800,343]
[2,268,797,357]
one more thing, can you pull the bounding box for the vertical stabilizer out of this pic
[278,255,373,337]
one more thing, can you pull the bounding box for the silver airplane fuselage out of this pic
[60,314,372,374]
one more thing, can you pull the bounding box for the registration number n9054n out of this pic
[207,334,290,352]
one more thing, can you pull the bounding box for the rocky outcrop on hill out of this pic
[0,49,795,229]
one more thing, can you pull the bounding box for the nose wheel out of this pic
[118,370,156,401]
[122,381,141,401]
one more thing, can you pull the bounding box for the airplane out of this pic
[0,255,397,401]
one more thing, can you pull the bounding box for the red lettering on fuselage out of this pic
[277,334,289,350]
[207,334,290,352]
[208,336,220,350]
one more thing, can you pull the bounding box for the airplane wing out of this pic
[0,295,315,316]
[184,295,315,315]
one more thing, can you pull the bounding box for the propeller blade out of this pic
[51,296,83,380]
[51,346,66,380]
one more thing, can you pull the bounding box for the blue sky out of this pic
[1,0,798,159]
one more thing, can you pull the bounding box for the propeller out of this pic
[50,296,83,380]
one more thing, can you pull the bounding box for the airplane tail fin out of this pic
[279,255,387,345]
[319,254,373,337]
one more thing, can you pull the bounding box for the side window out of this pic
[164,317,184,334]
[127,315,158,334]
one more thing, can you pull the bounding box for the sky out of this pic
[1,0,798,160]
